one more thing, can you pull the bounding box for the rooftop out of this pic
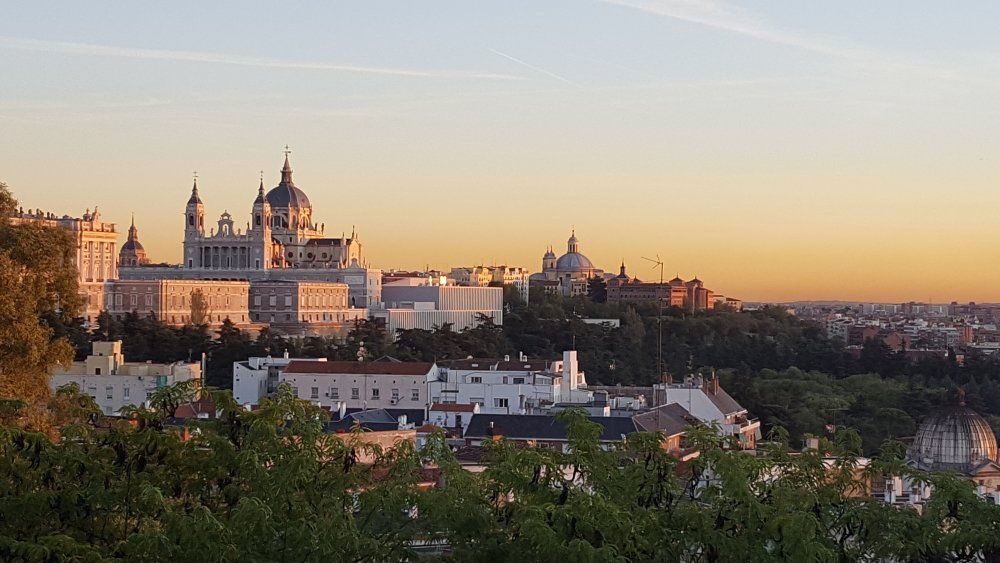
[284,360,435,376]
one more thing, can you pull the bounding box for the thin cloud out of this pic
[0,36,522,81]
[489,49,583,88]
[600,0,957,79]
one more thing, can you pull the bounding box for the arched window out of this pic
[188,214,194,226]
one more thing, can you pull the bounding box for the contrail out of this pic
[0,36,522,81]
[489,48,582,88]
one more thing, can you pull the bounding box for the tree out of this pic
[189,288,210,326]
[0,183,82,435]
[586,275,607,303]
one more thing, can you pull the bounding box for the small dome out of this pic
[908,405,998,473]
[120,239,144,253]
[556,252,594,271]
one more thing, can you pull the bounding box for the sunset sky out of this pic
[3,1,1000,303]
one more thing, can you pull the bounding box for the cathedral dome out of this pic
[266,152,311,209]
[266,184,311,209]
[556,252,595,271]
[907,402,998,473]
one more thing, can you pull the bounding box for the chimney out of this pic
[338,401,347,420]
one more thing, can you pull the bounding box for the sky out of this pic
[3,1,1000,303]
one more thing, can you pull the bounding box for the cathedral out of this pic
[119,150,382,309]
[182,151,364,271]
[529,230,605,296]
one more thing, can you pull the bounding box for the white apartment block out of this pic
[232,354,329,405]
[49,341,201,416]
[654,375,760,450]
[429,351,591,415]
[279,360,437,410]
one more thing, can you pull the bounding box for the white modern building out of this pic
[375,284,503,335]
[429,351,591,415]
[49,341,201,416]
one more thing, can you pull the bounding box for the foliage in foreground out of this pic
[2,385,1000,562]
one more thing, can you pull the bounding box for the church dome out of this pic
[120,239,145,253]
[266,152,311,209]
[266,184,311,209]
[556,252,594,271]
[907,402,998,473]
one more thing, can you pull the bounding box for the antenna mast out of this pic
[642,255,665,381]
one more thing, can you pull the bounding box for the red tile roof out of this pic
[284,360,435,376]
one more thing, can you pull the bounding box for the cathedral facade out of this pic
[120,152,381,310]
[182,153,362,271]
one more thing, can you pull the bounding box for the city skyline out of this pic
[5,1,1000,303]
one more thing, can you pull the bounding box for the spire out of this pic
[128,213,138,240]
[188,172,202,204]
[281,145,293,184]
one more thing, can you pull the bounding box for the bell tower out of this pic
[250,172,272,270]
[183,174,205,268]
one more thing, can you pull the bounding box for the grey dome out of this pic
[120,239,144,252]
[556,252,594,271]
[266,183,311,209]
[907,406,998,473]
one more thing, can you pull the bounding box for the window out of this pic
[130,294,137,307]
[269,295,276,307]
[144,294,152,307]
[470,397,484,407]
[351,388,359,400]
[513,378,525,385]
[87,386,97,399]
[105,386,114,400]
[310,387,319,399]
[284,296,292,306]
[123,387,130,401]
[469,376,482,384]
[411,389,420,401]
[493,398,509,409]
[330,388,339,400]
[391,389,399,401]
[292,387,299,397]
[94,368,102,375]
[254,295,261,306]
[371,388,380,400]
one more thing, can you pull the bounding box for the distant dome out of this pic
[120,239,145,253]
[556,252,594,271]
[908,404,998,473]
